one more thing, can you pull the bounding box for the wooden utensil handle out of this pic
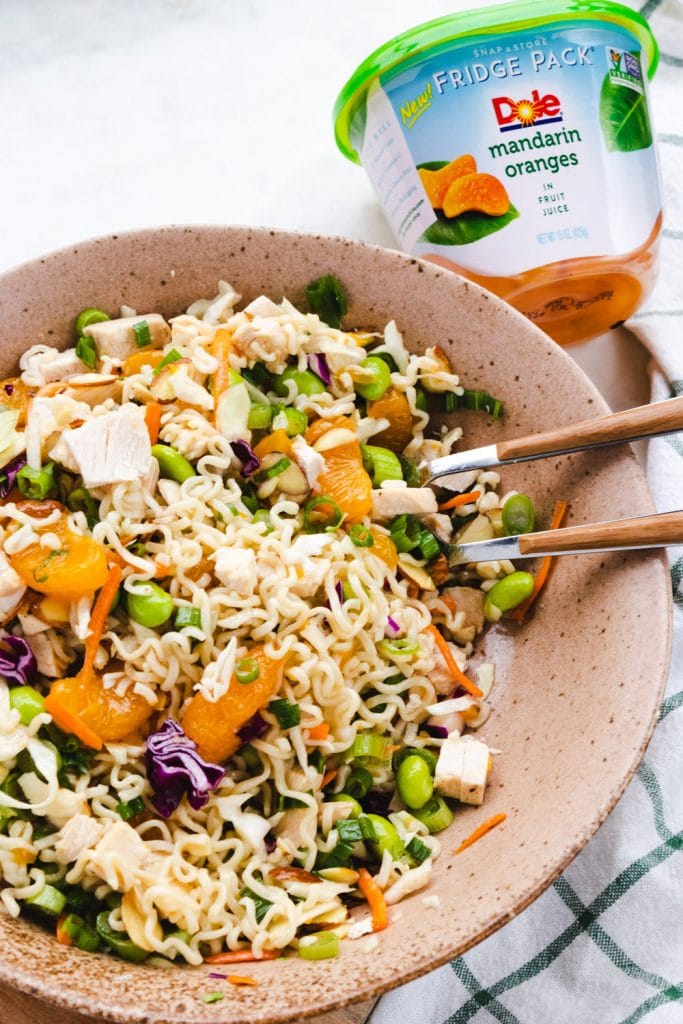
[519,510,683,556]
[497,396,683,463]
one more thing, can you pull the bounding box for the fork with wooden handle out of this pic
[448,510,683,565]
[427,396,683,485]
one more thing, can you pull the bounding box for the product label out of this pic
[358,21,661,276]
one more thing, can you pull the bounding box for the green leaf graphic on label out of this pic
[419,205,520,246]
[599,73,652,152]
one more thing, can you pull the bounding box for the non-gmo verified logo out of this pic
[492,89,563,132]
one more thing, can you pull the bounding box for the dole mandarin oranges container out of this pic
[333,0,662,345]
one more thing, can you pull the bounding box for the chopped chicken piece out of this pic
[86,821,153,891]
[424,512,453,543]
[20,346,87,387]
[428,639,466,695]
[371,485,438,520]
[25,632,67,677]
[83,313,170,360]
[291,435,326,489]
[243,295,283,318]
[212,547,257,595]
[54,813,105,865]
[0,550,27,622]
[60,404,152,489]
[443,587,485,633]
[19,773,88,827]
[434,736,490,805]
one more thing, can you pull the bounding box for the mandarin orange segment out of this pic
[122,350,166,376]
[183,645,285,763]
[0,378,31,427]
[442,173,510,219]
[418,155,477,209]
[253,428,293,460]
[369,530,398,571]
[315,441,372,524]
[304,416,350,447]
[366,389,414,453]
[47,674,153,744]
[10,519,109,598]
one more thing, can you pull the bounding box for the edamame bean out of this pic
[364,813,404,860]
[329,793,363,818]
[126,581,174,628]
[502,493,535,536]
[396,755,434,810]
[355,357,391,401]
[274,367,326,397]
[9,686,45,725]
[483,570,535,622]
[151,444,196,483]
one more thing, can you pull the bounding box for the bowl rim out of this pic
[0,224,672,1024]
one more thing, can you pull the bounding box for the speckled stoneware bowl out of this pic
[0,227,671,1024]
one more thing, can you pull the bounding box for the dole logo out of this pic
[492,89,563,132]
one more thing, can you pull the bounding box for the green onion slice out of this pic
[389,514,421,554]
[412,794,454,833]
[116,796,145,821]
[417,528,440,561]
[303,494,343,532]
[153,348,182,375]
[344,765,373,799]
[298,930,340,960]
[361,444,402,485]
[406,836,432,863]
[75,334,97,369]
[347,732,391,765]
[74,307,109,334]
[254,456,291,482]
[240,886,273,923]
[336,816,376,843]
[377,637,420,659]
[349,523,374,548]
[268,698,301,729]
[132,320,152,348]
[235,657,260,685]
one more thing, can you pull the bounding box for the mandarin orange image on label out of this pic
[334,0,662,344]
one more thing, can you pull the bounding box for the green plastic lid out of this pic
[333,0,659,163]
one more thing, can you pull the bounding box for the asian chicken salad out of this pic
[0,274,552,968]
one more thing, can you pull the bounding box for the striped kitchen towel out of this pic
[370,2,683,1022]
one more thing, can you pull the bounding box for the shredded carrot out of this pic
[438,490,482,512]
[56,914,73,946]
[82,564,123,680]
[212,328,234,425]
[510,500,568,623]
[144,401,162,444]
[307,722,330,741]
[205,949,278,965]
[227,974,258,987]
[321,769,338,789]
[357,867,388,933]
[424,624,483,698]
[44,695,104,751]
[441,594,458,614]
[453,813,507,855]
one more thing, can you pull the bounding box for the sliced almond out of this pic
[313,428,357,453]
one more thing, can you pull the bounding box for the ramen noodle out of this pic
[0,276,522,964]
